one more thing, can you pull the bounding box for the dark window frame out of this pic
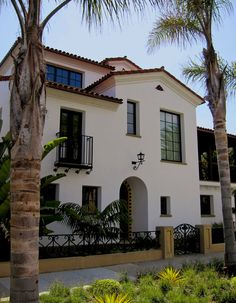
[200,195,213,216]
[82,186,99,209]
[160,110,182,162]
[46,64,83,88]
[160,196,170,215]
[127,101,137,135]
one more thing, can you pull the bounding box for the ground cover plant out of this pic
[39,261,236,303]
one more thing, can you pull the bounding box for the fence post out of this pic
[196,225,212,254]
[156,226,174,259]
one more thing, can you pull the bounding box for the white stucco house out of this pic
[0,42,235,233]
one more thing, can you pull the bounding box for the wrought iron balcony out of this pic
[55,133,93,169]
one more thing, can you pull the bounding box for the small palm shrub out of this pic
[94,293,132,303]
[158,267,184,284]
[90,279,122,297]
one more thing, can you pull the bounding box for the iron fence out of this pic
[39,231,161,259]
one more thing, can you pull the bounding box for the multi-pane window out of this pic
[82,186,98,209]
[160,111,181,162]
[46,64,82,88]
[127,101,136,135]
[200,195,213,216]
[41,184,58,203]
[160,196,171,216]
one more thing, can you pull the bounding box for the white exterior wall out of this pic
[0,48,206,234]
[200,181,236,225]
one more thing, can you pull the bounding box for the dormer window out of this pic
[46,64,82,88]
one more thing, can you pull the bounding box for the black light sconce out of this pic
[132,152,145,170]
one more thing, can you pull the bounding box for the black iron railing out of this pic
[38,231,161,259]
[55,133,93,169]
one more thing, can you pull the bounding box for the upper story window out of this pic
[160,110,182,162]
[127,101,137,135]
[46,64,82,88]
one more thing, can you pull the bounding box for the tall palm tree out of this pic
[148,0,236,272]
[4,1,163,302]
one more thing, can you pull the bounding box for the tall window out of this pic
[160,196,171,216]
[59,109,83,163]
[82,186,98,209]
[127,101,136,135]
[160,111,181,162]
[200,195,214,216]
[46,64,82,88]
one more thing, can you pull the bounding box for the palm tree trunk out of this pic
[214,121,236,271]
[10,1,45,302]
[204,44,236,272]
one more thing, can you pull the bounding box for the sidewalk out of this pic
[0,252,224,298]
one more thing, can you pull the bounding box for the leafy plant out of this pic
[59,199,130,241]
[94,293,132,303]
[158,267,184,284]
[0,135,67,238]
[90,279,122,297]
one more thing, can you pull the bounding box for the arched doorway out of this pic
[119,177,148,232]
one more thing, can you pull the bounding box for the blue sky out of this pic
[0,1,235,133]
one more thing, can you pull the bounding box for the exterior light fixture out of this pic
[132,152,145,170]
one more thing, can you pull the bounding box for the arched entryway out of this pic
[119,177,148,232]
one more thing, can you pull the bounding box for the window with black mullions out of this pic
[160,111,182,162]
[46,64,82,88]
[127,101,136,135]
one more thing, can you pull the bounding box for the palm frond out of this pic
[40,173,66,190]
[182,55,236,96]
[147,14,202,52]
[182,58,207,84]
[77,0,170,28]
[224,61,236,96]
[42,137,67,160]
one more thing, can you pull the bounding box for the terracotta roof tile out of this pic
[46,81,123,104]
[100,57,142,70]
[0,39,114,71]
[197,126,236,138]
[84,68,204,103]
[45,46,114,70]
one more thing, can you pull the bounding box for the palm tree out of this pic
[182,56,236,97]
[148,0,236,272]
[3,1,163,302]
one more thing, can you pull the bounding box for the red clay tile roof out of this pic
[84,68,204,103]
[0,39,114,71]
[45,46,114,70]
[100,57,142,70]
[197,126,236,138]
[47,81,123,104]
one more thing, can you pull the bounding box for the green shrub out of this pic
[136,275,164,303]
[70,287,92,303]
[90,279,122,297]
[49,281,70,297]
[94,293,132,303]
[218,288,236,303]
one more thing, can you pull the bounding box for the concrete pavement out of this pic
[0,252,224,298]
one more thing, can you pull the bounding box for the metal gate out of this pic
[174,223,200,255]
